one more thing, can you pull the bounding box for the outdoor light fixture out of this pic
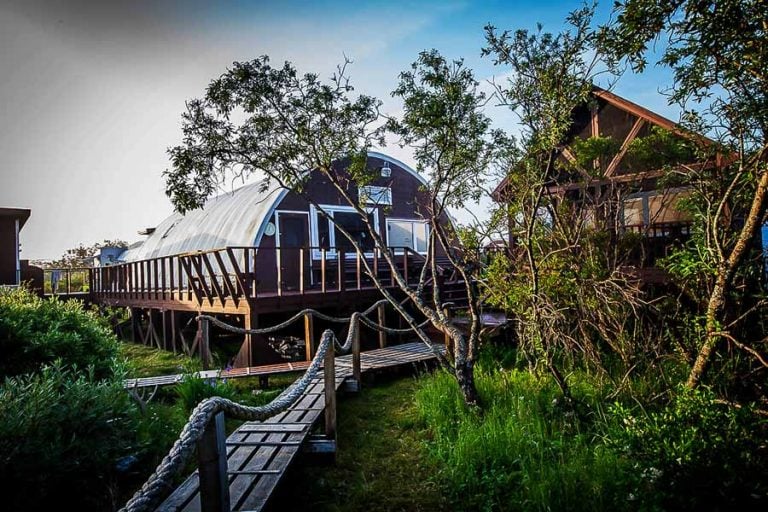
[380,162,392,177]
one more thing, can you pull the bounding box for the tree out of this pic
[481,4,628,397]
[164,55,499,405]
[47,239,128,269]
[599,0,768,388]
[388,49,511,405]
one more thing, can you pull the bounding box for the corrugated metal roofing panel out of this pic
[120,173,285,262]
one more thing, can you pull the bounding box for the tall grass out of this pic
[414,365,633,511]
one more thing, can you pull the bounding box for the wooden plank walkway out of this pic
[124,361,313,390]
[157,342,443,512]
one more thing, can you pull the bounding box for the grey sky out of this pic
[0,0,679,260]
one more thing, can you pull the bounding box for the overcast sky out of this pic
[0,0,676,260]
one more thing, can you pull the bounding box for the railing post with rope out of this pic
[201,316,212,370]
[197,411,230,512]
[324,334,337,443]
[352,314,362,388]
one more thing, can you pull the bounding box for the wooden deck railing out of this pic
[42,267,92,296]
[90,246,439,309]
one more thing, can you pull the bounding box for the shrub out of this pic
[608,386,768,510]
[0,287,119,379]
[175,374,238,412]
[0,363,139,511]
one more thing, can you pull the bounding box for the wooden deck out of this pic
[158,342,443,512]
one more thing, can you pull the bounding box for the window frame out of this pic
[385,218,430,255]
[309,204,380,260]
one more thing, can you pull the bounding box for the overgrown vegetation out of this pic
[413,345,768,511]
[0,287,119,379]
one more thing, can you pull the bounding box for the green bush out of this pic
[175,374,239,412]
[0,287,119,379]
[609,386,768,510]
[0,363,139,511]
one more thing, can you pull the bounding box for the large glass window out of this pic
[386,219,429,253]
[310,205,379,258]
[333,211,376,252]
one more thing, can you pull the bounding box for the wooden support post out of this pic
[352,316,361,387]
[299,248,305,295]
[131,307,140,343]
[197,411,230,512]
[356,251,361,290]
[324,342,336,442]
[242,311,256,368]
[337,250,345,292]
[201,317,211,370]
[321,249,327,293]
[161,310,170,351]
[304,312,314,361]
[377,303,387,348]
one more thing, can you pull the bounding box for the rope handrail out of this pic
[119,298,448,512]
[120,321,357,512]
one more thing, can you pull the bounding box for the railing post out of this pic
[337,249,345,292]
[352,316,361,387]
[299,248,305,295]
[201,317,211,370]
[324,340,336,442]
[377,303,387,348]
[321,249,327,293]
[356,250,361,290]
[197,411,230,512]
[304,312,314,360]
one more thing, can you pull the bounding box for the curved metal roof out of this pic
[120,173,285,262]
[119,152,425,262]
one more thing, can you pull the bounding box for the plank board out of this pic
[158,342,442,512]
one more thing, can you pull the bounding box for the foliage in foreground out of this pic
[0,287,119,379]
[0,364,138,511]
[414,348,768,511]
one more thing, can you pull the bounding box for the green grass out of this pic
[413,368,632,512]
[119,342,200,377]
[271,375,449,512]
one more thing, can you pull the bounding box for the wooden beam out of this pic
[324,343,336,443]
[605,118,646,177]
[200,316,211,370]
[213,250,239,307]
[304,312,314,361]
[197,411,230,512]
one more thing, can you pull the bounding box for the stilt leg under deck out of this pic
[130,307,140,343]
[235,310,257,368]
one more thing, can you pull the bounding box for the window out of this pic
[358,186,392,205]
[310,205,379,258]
[386,219,429,254]
[334,211,376,252]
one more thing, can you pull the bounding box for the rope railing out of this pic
[119,298,446,512]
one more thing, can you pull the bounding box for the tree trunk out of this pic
[686,165,768,388]
[455,357,481,406]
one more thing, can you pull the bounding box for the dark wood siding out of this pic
[0,217,18,285]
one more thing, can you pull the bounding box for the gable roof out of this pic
[492,87,712,200]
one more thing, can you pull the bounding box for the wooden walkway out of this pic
[124,361,313,390]
[157,342,443,512]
